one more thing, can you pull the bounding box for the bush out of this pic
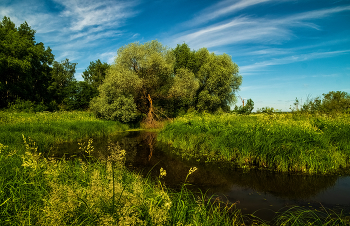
[7,99,49,113]
[90,94,139,123]
[256,106,279,114]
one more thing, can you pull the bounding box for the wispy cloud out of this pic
[0,0,140,61]
[187,0,275,27]
[171,16,292,49]
[169,5,350,50]
[56,0,137,31]
[240,49,350,73]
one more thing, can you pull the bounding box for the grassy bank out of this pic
[0,111,246,225]
[2,139,349,225]
[1,111,349,225]
[0,111,129,152]
[0,137,247,225]
[158,112,350,173]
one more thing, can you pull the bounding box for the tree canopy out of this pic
[82,59,110,89]
[0,16,54,108]
[90,41,242,123]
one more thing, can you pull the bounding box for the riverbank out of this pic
[1,111,349,225]
[158,112,350,174]
[0,111,247,225]
[0,111,129,152]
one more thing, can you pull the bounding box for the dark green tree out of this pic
[194,48,242,112]
[321,91,350,114]
[78,59,110,109]
[172,43,242,113]
[61,81,98,110]
[48,58,77,109]
[173,43,196,73]
[82,59,110,89]
[0,16,54,108]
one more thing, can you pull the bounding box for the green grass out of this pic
[158,112,350,173]
[273,205,350,225]
[1,110,349,225]
[0,136,249,225]
[0,111,129,152]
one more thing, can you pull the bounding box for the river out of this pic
[48,130,350,221]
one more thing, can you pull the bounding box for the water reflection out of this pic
[49,131,350,219]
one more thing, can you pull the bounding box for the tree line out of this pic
[0,16,110,111]
[90,40,243,123]
[1,16,243,122]
[2,16,348,122]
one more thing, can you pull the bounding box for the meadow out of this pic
[158,112,350,174]
[0,111,129,152]
[0,111,248,225]
[1,110,349,225]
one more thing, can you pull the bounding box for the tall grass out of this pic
[158,112,350,173]
[0,111,129,152]
[272,205,350,225]
[0,135,252,225]
[1,110,349,225]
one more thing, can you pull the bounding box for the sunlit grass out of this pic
[158,112,350,173]
[1,134,349,225]
[1,110,349,225]
[0,136,249,225]
[0,111,129,152]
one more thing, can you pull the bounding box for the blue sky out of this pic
[1,0,350,111]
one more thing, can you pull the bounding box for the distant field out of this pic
[158,112,350,173]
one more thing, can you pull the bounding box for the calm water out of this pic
[49,131,350,220]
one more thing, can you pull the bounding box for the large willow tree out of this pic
[90,41,242,123]
[90,40,198,123]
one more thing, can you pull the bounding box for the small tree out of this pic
[234,98,254,114]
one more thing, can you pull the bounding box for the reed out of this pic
[158,112,350,173]
[272,205,350,225]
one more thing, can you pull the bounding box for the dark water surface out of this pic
[49,131,350,221]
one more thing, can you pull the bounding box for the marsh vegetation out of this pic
[158,112,350,174]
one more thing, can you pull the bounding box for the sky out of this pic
[1,0,350,111]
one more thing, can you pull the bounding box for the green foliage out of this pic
[173,43,242,113]
[90,93,139,123]
[1,111,349,225]
[91,40,175,122]
[0,111,128,152]
[48,58,78,109]
[274,206,350,225]
[168,68,199,111]
[194,49,242,112]
[82,59,110,89]
[7,98,48,113]
[292,91,350,114]
[256,106,279,114]
[91,41,242,123]
[0,16,54,108]
[64,81,99,110]
[234,98,254,114]
[173,43,197,73]
[322,91,350,114]
[158,113,350,173]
